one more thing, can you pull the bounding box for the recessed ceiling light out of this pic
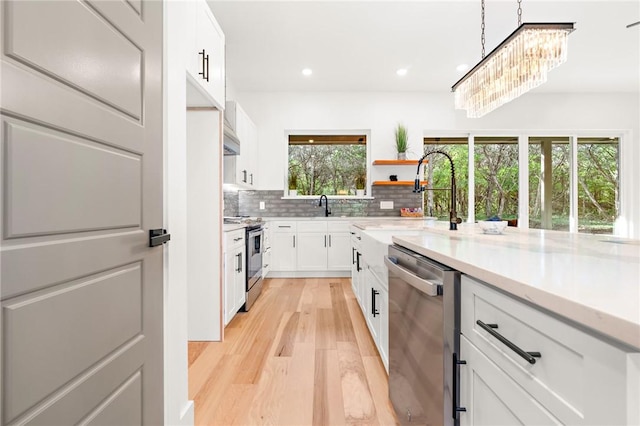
[396,68,408,76]
[456,64,469,72]
[302,68,312,76]
[309,139,314,143]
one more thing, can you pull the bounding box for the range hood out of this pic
[223,116,240,155]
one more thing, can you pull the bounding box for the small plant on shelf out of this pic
[288,168,298,196]
[395,123,408,160]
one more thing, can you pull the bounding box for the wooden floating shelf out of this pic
[372,181,428,186]
[372,159,421,165]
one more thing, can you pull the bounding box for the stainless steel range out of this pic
[224,217,264,310]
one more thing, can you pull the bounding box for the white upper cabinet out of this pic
[186,0,225,108]
[224,101,258,188]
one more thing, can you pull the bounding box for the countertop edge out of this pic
[392,236,640,351]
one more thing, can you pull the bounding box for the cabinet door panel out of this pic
[271,233,296,271]
[224,250,236,326]
[460,336,561,426]
[297,233,328,270]
[327,232,351,270]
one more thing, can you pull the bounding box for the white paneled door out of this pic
[0,1,164,424]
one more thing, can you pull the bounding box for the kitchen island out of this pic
[381,223,640,425]
[390,224,640,350]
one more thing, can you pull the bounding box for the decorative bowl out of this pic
[478,220,508,234]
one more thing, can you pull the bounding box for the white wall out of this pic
[235,91,639,238]
[163,2,193,425]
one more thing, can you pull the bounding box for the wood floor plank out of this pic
[274,311,300,356]
[245,357,290,425]
[313,278,333,309]
[188,341,209,367]
[337,341,378,425]
[296,303,317,343]
[363,356,399,426]
[278,342,315,425]
[330,281,357,343]
[192,354,242,425]
[313,349,347,426]
[316,308,337,350]
[188,278,398,426]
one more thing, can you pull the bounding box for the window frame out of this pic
[423,129,627,235]
[283,129,372,199]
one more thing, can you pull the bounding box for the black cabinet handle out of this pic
[452,353,467,418]
[324,235,327,247]
[198,49,209,82]
[329,234,332,247]
[371,288,380,317]
[352,247,355,264]
[476,320,541,364]
[250,173,253,185]
[356,252,361,271]
[293,235,296,248]
[242,170,247,183]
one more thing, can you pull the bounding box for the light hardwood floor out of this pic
[188,278,398,426]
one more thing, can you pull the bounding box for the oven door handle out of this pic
[384,256,440,296]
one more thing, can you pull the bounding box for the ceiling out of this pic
[208,0,640,93]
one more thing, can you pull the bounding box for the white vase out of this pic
[397,152,407,160]
[289,189,297,196]
[356,189,365,197]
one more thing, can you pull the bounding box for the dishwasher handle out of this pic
[384,256,441,297]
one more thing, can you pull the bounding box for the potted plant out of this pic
[395,123,408,160]
[355,171,366,197]
[288,169,298,196]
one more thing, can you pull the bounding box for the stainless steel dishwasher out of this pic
[385,244,462,426]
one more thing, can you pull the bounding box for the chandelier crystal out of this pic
[452,23,575,118]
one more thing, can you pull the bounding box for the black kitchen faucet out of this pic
[318,195,332,217]
[414,150,462,230]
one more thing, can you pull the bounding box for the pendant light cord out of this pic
[517,0,523,26]
[481,0,486,58]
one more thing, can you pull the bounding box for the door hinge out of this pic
[149,229,171,247]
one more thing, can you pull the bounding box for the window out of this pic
[577,137,619,234]
[474,137,519,221]
[288,134,367,196]
[425,133,621,234]
[529,137,571,231]
[423,137,469,221]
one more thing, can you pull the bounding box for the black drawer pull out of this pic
[476,320,541,364]
[371,288,380,317]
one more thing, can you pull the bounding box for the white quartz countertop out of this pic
[390,224,640,350]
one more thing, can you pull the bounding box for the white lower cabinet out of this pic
[460,335,562,426]
[269,220,351,274]
[224,229,245,326]
[363,267,389,371]
[297,232,328,270]
[270,221,297,272]
[460,275,640,425]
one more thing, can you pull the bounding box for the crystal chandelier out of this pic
[452,0,575,118]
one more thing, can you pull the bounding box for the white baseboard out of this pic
[179,400,194,426]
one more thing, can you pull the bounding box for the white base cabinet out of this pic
[351,225,389,372]
[270,221,297,272]
[224,229,245,326]
[460,275,640,425]
[269,220,351,275]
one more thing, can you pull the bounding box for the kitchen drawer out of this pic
[297,220,327,233]
[272,221,297,233]
[225,229,245,248]
[327,221,350,233]
[461,275,634,425]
